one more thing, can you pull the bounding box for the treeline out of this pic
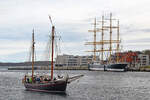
[127,50,150,55]
[0,61,51,66]
[142,50,150,55]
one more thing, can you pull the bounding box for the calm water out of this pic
[0,70,150,100]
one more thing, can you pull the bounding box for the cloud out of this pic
[0,0,150,62]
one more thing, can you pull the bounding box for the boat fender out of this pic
[22,78,25,83]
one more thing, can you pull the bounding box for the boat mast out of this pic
[102,13,120,63]
[85,17,108,62]
[51,26,55,80]
[109,13,112,63]
[86,18,100,61]
[101,16,104,63]
[31,29,35,82]
[49,16,55,80]
[85,14,120,64]
[93,18,97,61]
[116,20,120,63]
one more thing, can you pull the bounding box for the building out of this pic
[55,54,99,66]
[110,51,150,67]
[138,54,149,66]
[56,52,150,67]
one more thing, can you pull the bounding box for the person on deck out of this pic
[27,77,29,83]
[29,77,32,83]
[36,76,40,83]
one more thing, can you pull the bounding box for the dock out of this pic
[8,66,89,70]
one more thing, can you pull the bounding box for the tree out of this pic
[143,50,150,55]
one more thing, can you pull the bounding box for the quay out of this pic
[7,65,150,72]
[127,66,150,72]
[8,66,89,70]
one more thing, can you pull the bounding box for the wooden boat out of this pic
[22,16,69,92]
[24,75,68,92]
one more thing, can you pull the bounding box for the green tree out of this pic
[143,50,150,55]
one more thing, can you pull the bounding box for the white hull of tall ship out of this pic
[88,63,105,71]
[106,68,125,72]
[89,67,104,71]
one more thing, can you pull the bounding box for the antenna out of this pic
[48,15,53,26]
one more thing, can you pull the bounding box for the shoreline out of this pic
[7,66,150,72]
[8,66,89,70]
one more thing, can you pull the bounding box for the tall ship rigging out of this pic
[85,13,127,71]
[85,17,105,71]
[104,13,128,72]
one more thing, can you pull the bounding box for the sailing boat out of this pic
[22,17,69,92]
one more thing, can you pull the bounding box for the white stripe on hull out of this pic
[106,68,125,72]
[89,68,104,71]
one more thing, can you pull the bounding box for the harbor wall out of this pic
[8,66,89,70]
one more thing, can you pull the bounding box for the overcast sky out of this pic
[0,0,150,62]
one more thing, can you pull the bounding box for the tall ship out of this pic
[85,13,127,71]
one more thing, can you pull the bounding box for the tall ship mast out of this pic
[85,18,100,61]
[85,16,108,71]
[104,13,127,71]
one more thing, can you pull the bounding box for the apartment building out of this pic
[138,54,149,66]
[110,52,150,67]
[55,54,99,66]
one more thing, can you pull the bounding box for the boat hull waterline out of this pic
[89,68,104,71]
[88,64,106,71]
[106,64,128,72]
[24,75,68,92]
[88,63,128,72]
[24,81,67,92]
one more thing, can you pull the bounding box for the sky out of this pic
[0,0,150,62]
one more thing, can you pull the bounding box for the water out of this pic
[0,70,150,100]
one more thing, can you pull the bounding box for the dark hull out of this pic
[106,63,128,72]
[24,81,67,92]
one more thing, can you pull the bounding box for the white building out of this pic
[55,54,99,66]
[138,54,149,66]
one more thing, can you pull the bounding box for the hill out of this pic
[0,61,51,66]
